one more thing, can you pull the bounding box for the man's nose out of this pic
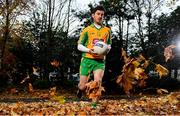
[99,15,103,18]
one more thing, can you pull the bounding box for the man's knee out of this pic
[94,72,104,82]
[78,75,88,90]
[78,83,86,90]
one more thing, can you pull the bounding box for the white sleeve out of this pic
[77,44,90,53]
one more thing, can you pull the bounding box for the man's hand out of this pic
[89,49,98,55]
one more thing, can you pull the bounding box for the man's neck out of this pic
[94,23,102,29]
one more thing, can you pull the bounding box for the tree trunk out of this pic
[0,49,2,69]
[66,0,72,34]
[125,19,130,51]
[0,0,10,70]
[44,0,53,80]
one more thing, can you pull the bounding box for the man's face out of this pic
[92,10,104,25]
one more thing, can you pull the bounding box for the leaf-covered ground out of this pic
[0,89,179,115]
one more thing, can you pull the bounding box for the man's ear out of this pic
[91,13,94,19]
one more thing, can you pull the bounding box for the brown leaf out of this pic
[40,93,49,99]
[157,88,169,94]
[32,66,39,74]
[122,77,133,95]
[50,60,60,67]
[17,101,23,106]
[116,75,123,84]
[49,87,56,97]
[167,93,179,104]
[85,81,105,101]
[138,54,146,61]
[132,60,140,68]
[134,68,147,79]
[89,92,97,99]
[52,96,66,104]
[28,83,34,93]
[117,74,134,95]
[142,60,149,68]
[85,81,99,96]
[78,110,87,115]
[10,88,18,94]
[121,48,128,61]
[155,64,169,78]
[138,79,146,87]
[20,75,30,84]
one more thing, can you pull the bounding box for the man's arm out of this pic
[77,44,90,53]
[77,44,95,53]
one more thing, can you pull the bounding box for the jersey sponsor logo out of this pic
[90,32,95,35]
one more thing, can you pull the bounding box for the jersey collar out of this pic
[90,23,104,30]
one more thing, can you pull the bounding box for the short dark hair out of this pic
[91,5,105,14]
